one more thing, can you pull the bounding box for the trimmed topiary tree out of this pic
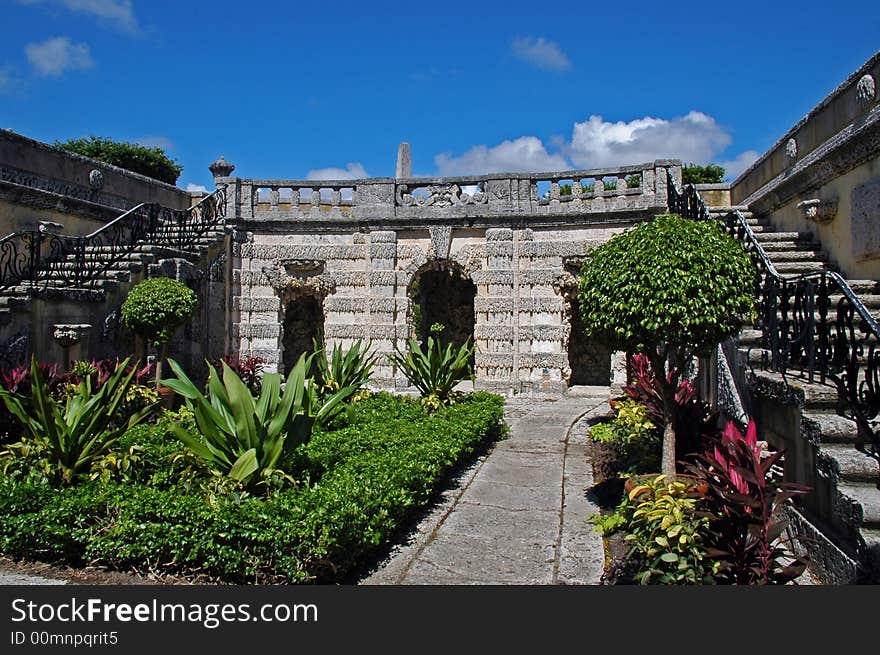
[578,213,756,478]
[121,277,198,383]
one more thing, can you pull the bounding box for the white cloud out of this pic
[430,111,757,180]
[567,111,732,168]
[434,136,569,176]
[306,162,368,180]
[18,0,138,33]
[0,70,9,90]
[25,37,94,77]
[135,135,174,151]
[186,183,208,193]
[720,149,760,181]
[510,36,572,72]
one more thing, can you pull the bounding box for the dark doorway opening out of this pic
[282,295,324,373]
[410,262,476,361]
[567,295,612,385]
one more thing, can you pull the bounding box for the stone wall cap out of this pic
[730,48,880,188]
[0,128,186,193]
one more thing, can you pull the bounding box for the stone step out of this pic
[754,231,813,242]
[707,205,751,215]
[839,482,880,528]
[843,280,880,295]
[803,411,859,444]
[773,261,834,275]
[759,241,815,252]
[767,250,828,263]
[822,443,878,483]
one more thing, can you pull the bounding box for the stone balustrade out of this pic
[221,159,679,225]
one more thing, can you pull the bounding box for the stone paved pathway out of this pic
[362,389,611,585]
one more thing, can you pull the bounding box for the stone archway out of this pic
[408,260,476,361]
[555,261,612,386]
[261,258,335,374]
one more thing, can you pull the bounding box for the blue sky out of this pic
[0,0,878,192]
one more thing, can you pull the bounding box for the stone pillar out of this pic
[476,228,515,391]
[396,142,411,178]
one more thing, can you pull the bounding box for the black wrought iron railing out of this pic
[0,187,226,290]
[668,172,880,471]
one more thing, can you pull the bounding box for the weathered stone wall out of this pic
[0,129,191,235]
[232,222,643,390]
[228,160,680,391]
[730,50,880,279]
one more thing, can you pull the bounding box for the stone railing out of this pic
[222,159,680,223]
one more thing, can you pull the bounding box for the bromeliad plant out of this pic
[685,419,810,585]
[389,323,475,409]
[0,356,155,485]
[160,354,355,489]
[312,338,377,399]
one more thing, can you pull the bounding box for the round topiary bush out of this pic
[578,213,756,476]
[122,277,198,382]
[122,277,198,347]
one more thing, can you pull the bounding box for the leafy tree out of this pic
[577,214,756,477]
[121,277,198,383]
[56,136,183,185]
[681,163,725,185]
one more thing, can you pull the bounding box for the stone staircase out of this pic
[710,204,880,582]
[0,222,227,330]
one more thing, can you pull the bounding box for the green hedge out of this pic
[0,392,505,583]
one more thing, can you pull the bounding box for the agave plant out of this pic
[0,356,154,485]
[312,338,377,398]
[160,354,354,488]
[389,324,475,407]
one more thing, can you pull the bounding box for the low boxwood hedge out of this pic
[0,392,505,583]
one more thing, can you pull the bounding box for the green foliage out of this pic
[0,393,506,583]
[682,163,725,185]
[0,357,154,485]
[56,136,183,185]
[390,323,475,408]
[312,338,377,399]
[121,277,198,348]
[159,355,349,489]
[579,214,756,358]
[596,474,717,585]
[590,399,661,477]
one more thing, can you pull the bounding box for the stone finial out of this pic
[209,156,235,179]
[396,142,411,178]
[797,197,838,223]
[784,138,798,165]
[857,74,876,107]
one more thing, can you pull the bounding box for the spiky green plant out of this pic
[389,324,475,408]
[0,356,154,485]
[312,338,377,398]
[160,354,353,488]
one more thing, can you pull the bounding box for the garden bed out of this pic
[0,392,506,584]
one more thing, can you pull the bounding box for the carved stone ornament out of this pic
[552,271,579,301]
[88,169,104,190]
[397,183,487,208]
[784,138,798,165]
[263,260,335,304]
[797,198,838,224]
[857,74,876,107]
[52,324,92,348]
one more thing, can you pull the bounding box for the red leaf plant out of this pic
[686,418,811,584]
